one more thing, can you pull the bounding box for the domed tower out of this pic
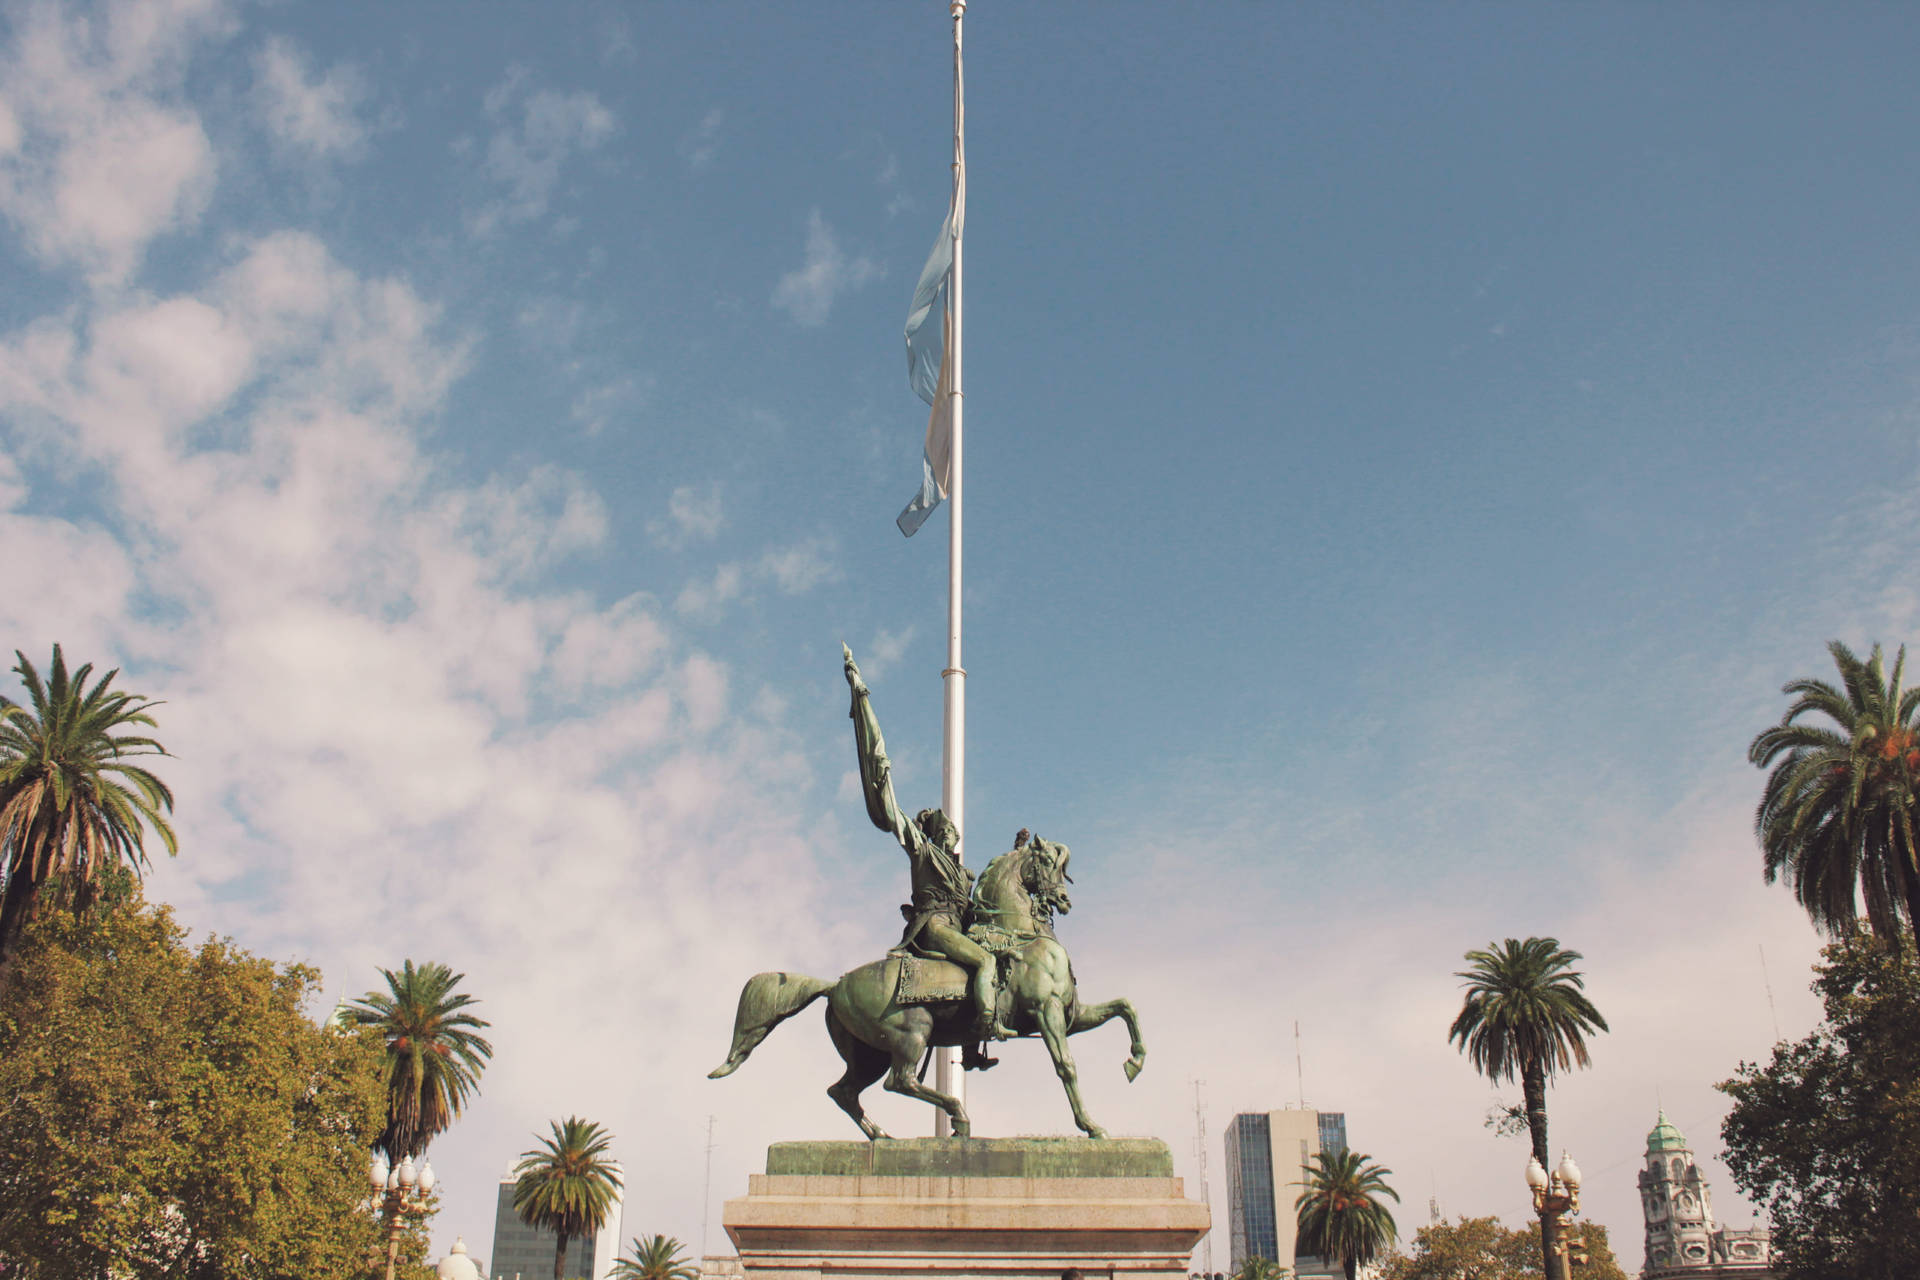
[1639,1111,1715,1272]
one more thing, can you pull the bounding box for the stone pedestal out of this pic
[723,1138,1209,1280]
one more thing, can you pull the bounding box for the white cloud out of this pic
[673,538,839,621]
[0,204,862,1268]
[680,107,724,169]
[472,71,615,234]
[0,0,230,285]
[760,537,836,594]
[858,625,916,681]
[674,562,746,621]
[771,210,880,327]
[549,594,669,698]
[648,483,725,547]
[254,36,368,160]
[569,373,646,436]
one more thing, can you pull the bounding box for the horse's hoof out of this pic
[1085,1127,1108,1140]
[1123,1058,1143,1082]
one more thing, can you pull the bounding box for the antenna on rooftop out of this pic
[701,1114,717,1258]
[1294,1020,1306,1109]
[1192,1080,1214,1276]
[1759,944,1782,1042]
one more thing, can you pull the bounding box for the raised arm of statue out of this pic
[844,645,915,850]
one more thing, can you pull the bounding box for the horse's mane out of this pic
[973,844,1032,917]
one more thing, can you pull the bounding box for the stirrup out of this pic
[974,1013,1014,1042]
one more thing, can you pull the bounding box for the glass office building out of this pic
[488,1169,623,1280]
[1224,1108,1348,1276]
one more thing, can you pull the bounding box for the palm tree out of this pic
[1749,640,1920,945]
[1294,1148,1398,1280]
[1227,1258,1291,1280]
[611,1234,700,1280]
[514,1116,623,1280]
[1449,937,1607,1280]
[0,645,174,976]
[341,960,493,1160]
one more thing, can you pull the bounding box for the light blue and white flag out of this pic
[897,165,964,538]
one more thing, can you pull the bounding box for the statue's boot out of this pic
[962,1043,1000,1071]
[971,967,1014,1042]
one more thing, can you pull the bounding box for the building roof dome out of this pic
[1646,1109,1688,1153]
[436,1236,484,1280]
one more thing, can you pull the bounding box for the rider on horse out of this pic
[843,646,1013,1045]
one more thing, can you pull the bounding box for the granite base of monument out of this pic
[723,1138,1210,1280]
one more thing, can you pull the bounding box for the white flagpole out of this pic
[936,0,967,1135]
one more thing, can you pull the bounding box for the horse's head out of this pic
[1021,835,1072,923]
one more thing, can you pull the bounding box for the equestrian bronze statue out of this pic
[707,648,1145,1139]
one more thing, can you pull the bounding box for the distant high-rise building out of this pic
[488,1163,624,1280]
[1224,1108,1347,1277]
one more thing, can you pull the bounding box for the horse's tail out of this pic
[708,971,836,1079]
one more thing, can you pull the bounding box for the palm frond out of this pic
[1751,640,1920,944]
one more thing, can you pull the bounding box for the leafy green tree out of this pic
[0,645,175,978]
[1720,931,1920,1279]
[1750,640,1920,946]
[1448,938,1608,1280]
[1294,1148,1398,1280]
[0,899,401,1278]
[513,1116,624,1280]
[1377,1215,1627,1280]
[341,959,493,1160]
[612,1233,701,1280]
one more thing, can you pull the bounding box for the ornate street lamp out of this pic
[1527,1152,1589,1277]
[369,1152,437,1280]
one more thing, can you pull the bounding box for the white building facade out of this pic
[1637,1112,1774,1279]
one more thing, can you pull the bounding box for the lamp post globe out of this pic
[1527,1148,1581,1280]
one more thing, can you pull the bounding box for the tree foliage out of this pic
[612,1233,701,1280]
[1719,931,1920,1279]
[0,900,401,1279]
[1377,1215,1627,1280]
[1294,1148,1399,1280]
[514,1116,624,1280]
[0,645,175,975]
[1750,640,1920,945]
[342,958,493,1160]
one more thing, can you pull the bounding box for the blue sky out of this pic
[5,0,1919,1271]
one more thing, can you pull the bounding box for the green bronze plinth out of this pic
[765,1136,1174,1179]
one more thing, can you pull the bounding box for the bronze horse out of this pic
[709,837,1145,1138]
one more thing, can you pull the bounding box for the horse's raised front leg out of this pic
[1037,995,1106,1139]
[1070,996,1146,1082]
